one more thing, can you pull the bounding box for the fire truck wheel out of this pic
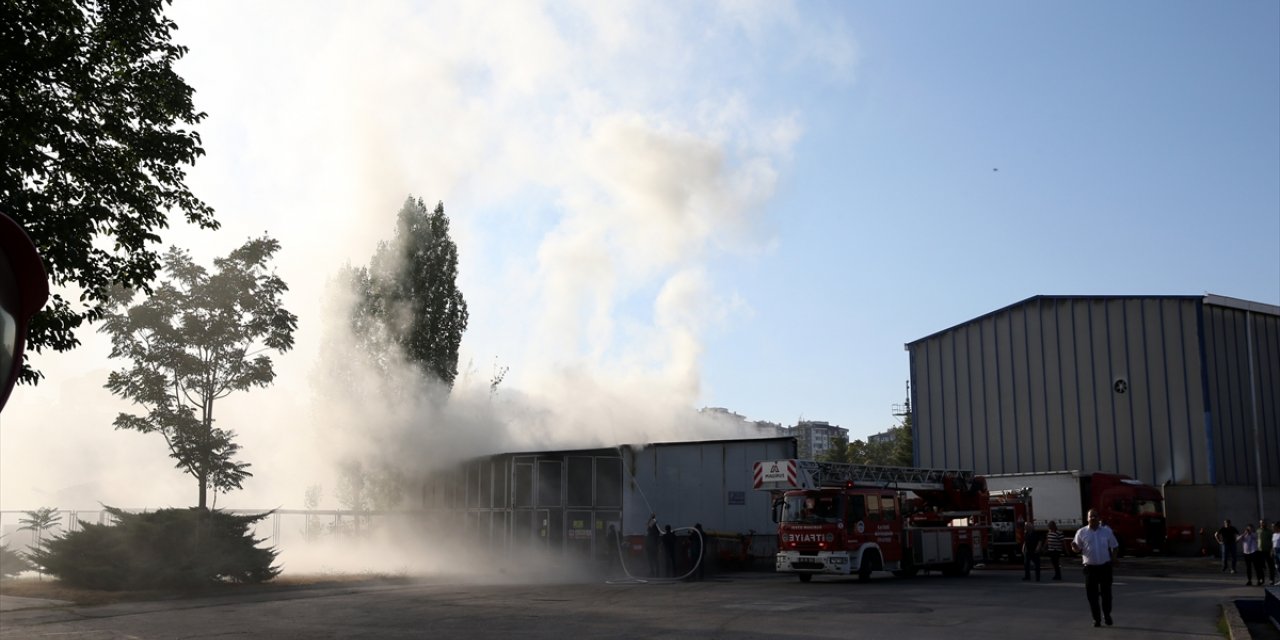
[951,548,973,577]
[798,574,812,583]
[857,552,879,582]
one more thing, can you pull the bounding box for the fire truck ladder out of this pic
[796,460,979,493]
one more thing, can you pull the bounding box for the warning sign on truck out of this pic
[753,459,799,490]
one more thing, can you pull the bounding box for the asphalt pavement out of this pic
[0,555,1273,639]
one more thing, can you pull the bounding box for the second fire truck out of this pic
[753,459,992,582]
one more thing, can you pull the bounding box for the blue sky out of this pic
[702,1,1279,434]
[2,0,1276,509]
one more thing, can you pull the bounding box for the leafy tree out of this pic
[1,0,218,384]
[18,507,61,551]
[303,484,323,540]
[891,418,914,467]
[345,197,468,387]
[101,237,297,509]
[885,383,915,467]
[827,426,913,467]
[18,507,61,580]
[335,461,406,535]
[818,435,850,463]
[27,507,279,590]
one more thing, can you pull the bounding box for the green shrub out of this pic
[27,506,280,590]
[1,542,32,578]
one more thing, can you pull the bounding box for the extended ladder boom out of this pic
[805,460,979,492]
[753,458,979,493]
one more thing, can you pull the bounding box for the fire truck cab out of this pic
[755,459,990,583]
[987,487,1034,561]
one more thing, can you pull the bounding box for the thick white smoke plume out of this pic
[0,2,854,567]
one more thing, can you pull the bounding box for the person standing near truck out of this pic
[1260,521,1276,586]
[1045,521,1065,580]
[1072,509,1120,628]
[1216,519,1240,574]
[1242,525,1263,586]
[1022,521,1042,581]
[1272,521,1280,586]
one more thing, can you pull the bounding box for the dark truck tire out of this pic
[858,551,880,582]
[952,548,974,577]
[892,555,918,578]
[942,547,973,577]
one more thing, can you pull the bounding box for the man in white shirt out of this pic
[1271,521,1280,586]
[1072,508,1120,628]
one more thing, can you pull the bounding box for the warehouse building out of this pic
[906,294,1280,528]
[419,437,794,564]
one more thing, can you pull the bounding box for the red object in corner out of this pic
[0,212,50,412]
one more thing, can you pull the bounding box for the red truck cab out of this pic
[1090,473,1167,555]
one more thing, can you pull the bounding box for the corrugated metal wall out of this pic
[419,438,798,556]
[621,438,795,536]
[1202,304,1280,486]
[908,296,1216,487]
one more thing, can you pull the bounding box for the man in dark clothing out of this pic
[661,525,678,577]
[604,524,621,576]
[1022,521,1042,581]
[688,523,707,581]
[1217,519,1240,574]
[645,513,661,577]
[1260,520,1276,586]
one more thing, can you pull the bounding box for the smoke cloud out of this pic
[0,1,852,562]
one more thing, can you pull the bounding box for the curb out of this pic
[1222,600,1250,640]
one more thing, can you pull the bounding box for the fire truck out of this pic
[753,459,991,582]
[987,487,1034,561]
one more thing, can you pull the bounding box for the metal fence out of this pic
[0,509,424,552]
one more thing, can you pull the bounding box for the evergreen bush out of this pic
[1,542,32,579]
[27,507,280,590]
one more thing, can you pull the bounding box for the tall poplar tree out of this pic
[346,197,468,388]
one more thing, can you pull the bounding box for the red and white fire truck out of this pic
[753,459,991,582]
[987,487,1034,561]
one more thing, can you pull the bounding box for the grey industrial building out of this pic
[906,294,1280,529]
[419,437,794,563]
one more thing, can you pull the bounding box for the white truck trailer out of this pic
[984,470,1168,555]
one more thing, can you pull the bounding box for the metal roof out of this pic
[904,293,1278,349]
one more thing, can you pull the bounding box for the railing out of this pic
[0,509,439,551]
[802,460,979,492]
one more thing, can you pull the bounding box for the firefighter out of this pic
[645,513,661,577]
[661,524,677,577]
[604,524,621,576]
[1022,521,1043,581]
[687,523,707,581]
